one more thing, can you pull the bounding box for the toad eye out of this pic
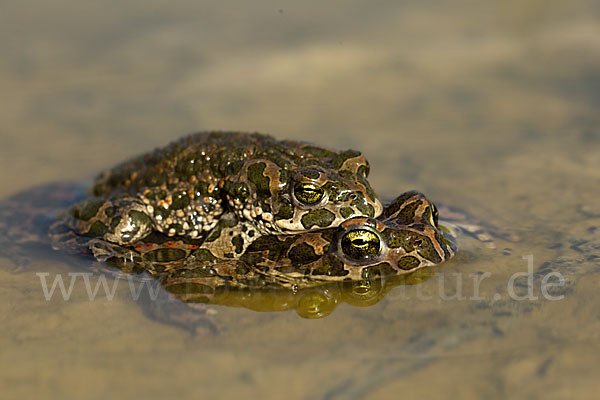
[341,229,381,259]
[293,183,324,205]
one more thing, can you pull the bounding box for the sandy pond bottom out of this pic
[1,0,600,399]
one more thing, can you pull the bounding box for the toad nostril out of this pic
[349,193,358,200]
[413,239,422,247]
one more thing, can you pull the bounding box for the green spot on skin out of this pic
[397,256,421,270]
[244,236,294,262]
[383,191,420,218]
[395,201,420,225]
[274,199,294,220]
[232,235,244,254]
[301,209,336,229]
[204,228,222,243]
[422,206,433,225]
[340,207,354,219]
[399,232,418,252]
[193,249,217,262]
[288,243,320,265]
[381,228,402,248]
[351,194,375,217]
[311,255,348,277]
[416,236,442,264]
[127,210,151,233]
[362,204,375,218]
[399,231,443,264]
[77,197,106,221]
[321,181,349,202]
[86,221,108,237]
[109,216,122,231]
[247,162,271,200]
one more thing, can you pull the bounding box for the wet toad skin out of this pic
[68,132,382,257]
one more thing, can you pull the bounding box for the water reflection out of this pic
[158,268,434,320]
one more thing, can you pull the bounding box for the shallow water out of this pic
[1,1,599,399]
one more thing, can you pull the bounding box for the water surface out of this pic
[1,1,599,399]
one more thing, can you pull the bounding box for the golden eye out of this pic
[341,229,381,259]
[293,183,324,205]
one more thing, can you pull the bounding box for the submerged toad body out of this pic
[68,132,383,256]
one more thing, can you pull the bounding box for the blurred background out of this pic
[1,1,599,399]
